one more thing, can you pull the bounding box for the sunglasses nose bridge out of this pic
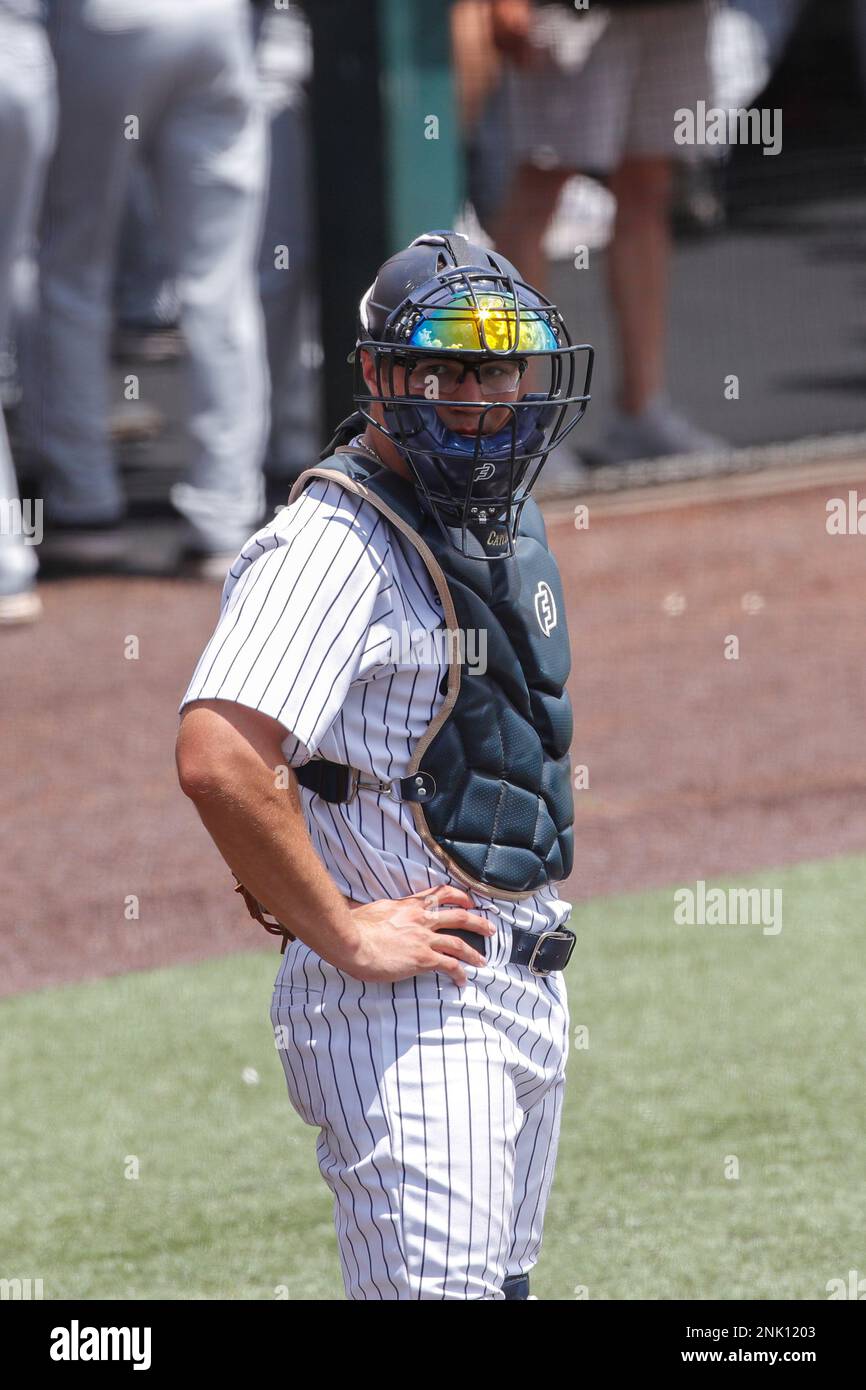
[458,361,516,390]
[463,362,485,390]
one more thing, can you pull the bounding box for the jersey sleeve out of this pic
[179,477,392,765]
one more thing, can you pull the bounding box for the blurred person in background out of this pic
[673,0,803,235]
[731,0,805,74]
[21,0,269,578]
[108,0,321,502]
[106,163,179,449]
[487,0,727,468]
[0,0,55,624]
[251,0,322,507]
[111,164,183,368]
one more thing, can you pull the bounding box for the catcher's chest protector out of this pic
[287,453,574,899]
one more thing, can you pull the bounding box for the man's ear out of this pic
[359,348,377,395]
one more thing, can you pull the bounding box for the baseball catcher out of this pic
[177,230,593,1299]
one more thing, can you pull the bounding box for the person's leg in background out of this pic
[104,161,174,446]
[254,2,321,506]
[0,5,55,621]
[259,103,321,506]
[491,1,727,468]
[488,1,627,488]
[490,162,571,299]
[112,160,182,363]
[488,2,619,296]
[591,1,727,465]
[152,2,269,568]
[606,155,672,418]
[20,0,144,550]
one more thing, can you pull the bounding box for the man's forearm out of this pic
[187,760,362,970]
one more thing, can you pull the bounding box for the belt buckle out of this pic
[528,929,573,977]
[349,770,395,802]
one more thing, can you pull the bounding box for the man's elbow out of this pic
[177,745,217,802]
[175,721,230,802]
[176,700,289,803]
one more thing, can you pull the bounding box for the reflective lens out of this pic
[407,291,559,354]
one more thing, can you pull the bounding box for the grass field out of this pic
[3,852,864,1301]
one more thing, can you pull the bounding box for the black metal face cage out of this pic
[348,262,592,556]
[350,270,594,559]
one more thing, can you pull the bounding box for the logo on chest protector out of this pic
[534,580,557,635]
[484,525,509,551]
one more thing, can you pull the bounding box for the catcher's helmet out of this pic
[347,230,594,560]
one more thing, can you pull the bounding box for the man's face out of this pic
[362,350,526,436]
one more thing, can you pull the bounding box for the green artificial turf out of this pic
[2,852,864,1300]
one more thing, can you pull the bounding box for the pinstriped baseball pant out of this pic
[270,937,570,1300]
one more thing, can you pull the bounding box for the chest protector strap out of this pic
[287,450,575,900]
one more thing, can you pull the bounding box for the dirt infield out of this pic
[3,469,865,997]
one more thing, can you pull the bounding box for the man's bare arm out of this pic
[176,698,363,962]
[175,698,495,985]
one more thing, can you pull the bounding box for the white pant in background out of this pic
[0,13,55,593]
[25,0,269,553]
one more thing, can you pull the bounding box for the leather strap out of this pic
[449,924,576,975]
[295,757,436,805]
[233,878,295,954]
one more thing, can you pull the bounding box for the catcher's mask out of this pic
[348,230,594,560]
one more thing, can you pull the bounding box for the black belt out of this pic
[450,924,576,976]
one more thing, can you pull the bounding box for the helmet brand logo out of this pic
[534,581,557,636]
[473,462,495,481]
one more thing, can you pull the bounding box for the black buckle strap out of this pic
[295,758,436,805]
[449,924,576,976]
[294,760,353,803]
[513,927,576,975]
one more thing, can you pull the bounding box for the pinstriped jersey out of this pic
[180,474,573,936]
